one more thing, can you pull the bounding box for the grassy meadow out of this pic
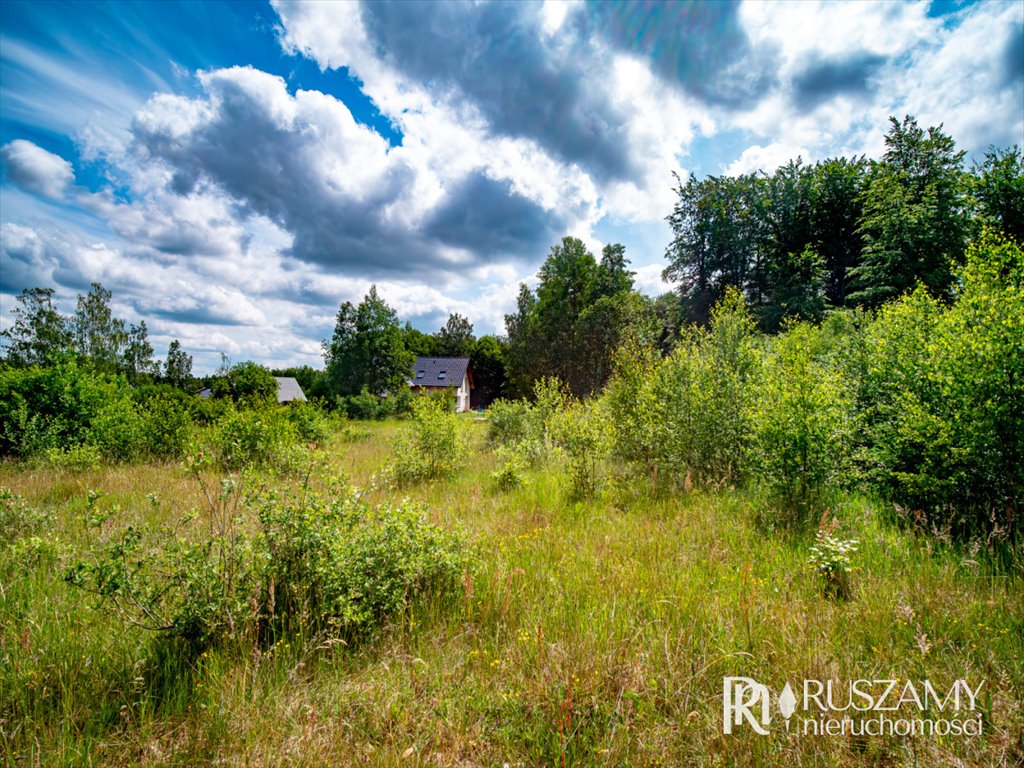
[1,417,1021,767]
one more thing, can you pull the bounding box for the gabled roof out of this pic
[274,377,307,403]
[411,357,471,388]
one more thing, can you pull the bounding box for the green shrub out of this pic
[606,291,756,491]
[487,398,535,446]
[339,388,384,420]
[862,233,1023,541]
[0,359,135,459]
[604,343,662,483]
[214,405,297,471]
[44,443,102,471]
[549,397,612,498]
[808,520,859,600]
[747,323,854,528]
[87,400,145,461]
[255,482,471,638]
[211,361,277,406]
[0,488,48,546]
[139,394,193,458]
[66,473,472,649]
[490,443,529,491]
[190,393,232,425]
[387,396,467,486]
[285,401,331,444]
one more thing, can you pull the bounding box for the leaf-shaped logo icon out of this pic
[778,683,797,720]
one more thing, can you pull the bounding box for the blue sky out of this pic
[1,0,1022,372]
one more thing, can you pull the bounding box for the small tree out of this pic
[388,395,467,485]
[435,313,475,357]
[0,287,71,366]
[212,361,277,406]
[72,282,127,373]
[122,321,156,382]
[747,323,853,527]
[164,340,193,388]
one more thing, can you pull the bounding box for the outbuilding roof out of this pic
[274,377,307,403]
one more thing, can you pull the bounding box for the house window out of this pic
[416,371,425,379]
[438,371,446,380]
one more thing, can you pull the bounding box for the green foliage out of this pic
[505,237,646,398]
[212,405,298,471]
[0,488,48,546]
[163,339,193,388]
[435,313,475,357]
[548,397,612,499]
[0,359,136,458]
[71,283,129,374]
[336,387,412,420]
[211,361,277,405]
[324,286,414,398]
[851,116,968,307]
[284,401,332,444]
[487,398,537,447]
[664,171,761,327]
[747,323,854,528]
[387,395,467,486]
[0,287,71,367]
[606,292,756,491]
[972,145,1024,242]
[604,343,662,483]
[490,444,529,491]
[66,473,472,649]
[862,233,1023,541]
[257,483,472,638]
[807,520,858,599]
[470,334,507,407]
[138,393,193,458]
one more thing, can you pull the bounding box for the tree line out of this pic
[2,114,1021,415]
[1,283,194,387]
[663,116,1022,329]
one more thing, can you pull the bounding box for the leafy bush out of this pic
[549,397,612,498]
[66,472,472,649]
[387,396,467,486]
[285,401,332,444]
[139,394,193,458]
[747,323,853,528]
[487,398,536,446]
[604,343,662,483]
[213,405,298,471]
[44,443,102,471]
[862,233,1023,541]
[490,443,529,491]
[255,482,471,637]
[808,520,859,599]
[211,361,277,405]
[606,291,756,491]
[339,388,385,420]
[87,400,145,461]
[0,359,134,458]
[0,488,48,546]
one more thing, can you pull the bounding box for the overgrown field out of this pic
[1,417,1021,767]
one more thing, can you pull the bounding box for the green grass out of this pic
[1,419,1021,766]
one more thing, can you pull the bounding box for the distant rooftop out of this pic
[411,357,471,388]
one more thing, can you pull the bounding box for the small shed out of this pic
[194,378,307,403]
[274,377,307,404]
[410,357,474,412]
